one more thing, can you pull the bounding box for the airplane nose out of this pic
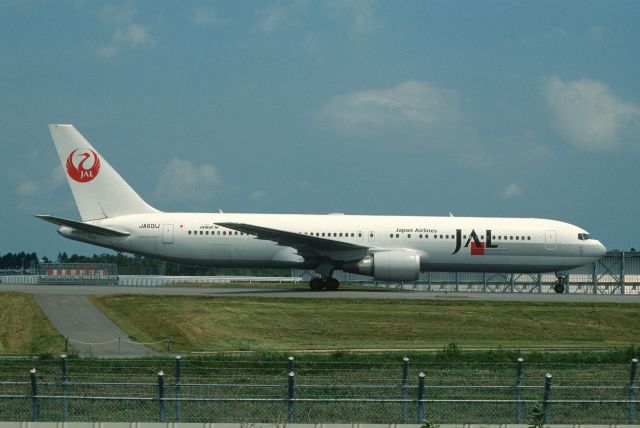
[596,241,607,257]
[587,241,607,258]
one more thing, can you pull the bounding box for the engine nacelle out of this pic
[343,250,420,281]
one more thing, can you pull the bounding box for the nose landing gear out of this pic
[554,273,568,294]
[309,277,340,291]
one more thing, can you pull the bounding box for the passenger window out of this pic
[408,234,411,238]
[390,234,393,238]
[419,234,423,238]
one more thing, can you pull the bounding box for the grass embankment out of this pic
[0,292,66,355]
[90,296,640,353]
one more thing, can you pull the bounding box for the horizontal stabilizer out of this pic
[216,222,367,257]
[35,215,130,237]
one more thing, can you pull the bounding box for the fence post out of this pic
[158,370,165,422]
[402,357,409,423]
[287,371,295,423]
[30,368,39,421]
[629,358,638,424]
[64,337,69,353]
[515,357,523,423]
[288,356,295,373]
[61,354,69,421]
[175,355,182,422]
[417,372,425,424]
[542,373,552,424]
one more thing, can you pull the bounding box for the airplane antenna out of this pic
[449,212,454,217]
[219,209,224,214]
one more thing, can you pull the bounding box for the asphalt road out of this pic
[2,282,640,302]
[33,294,160,357]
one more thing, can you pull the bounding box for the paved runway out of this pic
[34,294,159,357]
[2,282,640,303]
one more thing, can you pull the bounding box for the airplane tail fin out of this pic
[49,124,159,221]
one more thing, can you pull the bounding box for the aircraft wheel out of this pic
[325,278,340,291]
[554,283,565,294]
[309,278,324,291]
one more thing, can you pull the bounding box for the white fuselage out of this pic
[58,212,606,274]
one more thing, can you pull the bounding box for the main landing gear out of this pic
[309,277,340,291]
[554,273,568,294]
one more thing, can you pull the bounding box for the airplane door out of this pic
[162,224,174,244]
[368,231,375,242]
[545,230,556,250]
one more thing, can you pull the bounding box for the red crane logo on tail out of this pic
[66,149,101,183]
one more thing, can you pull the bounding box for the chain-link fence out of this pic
[0,356,637,423]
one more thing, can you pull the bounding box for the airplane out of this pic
[38,124,607,293]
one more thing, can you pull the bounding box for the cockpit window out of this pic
[578,233,593,241]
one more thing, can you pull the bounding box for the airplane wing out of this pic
[35,215,130,237]
[215,222,368,258]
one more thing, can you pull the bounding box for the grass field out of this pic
[0,292,66,355]
[90,295,640,352]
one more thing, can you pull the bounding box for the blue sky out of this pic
[1,0,639,259]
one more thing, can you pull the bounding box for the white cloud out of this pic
[328,0,382,43]
[257,3,294,34]
[589,26,611,41]
[154,159,220,203]
[13,166,65,200]
[99,2,136,25]
[318,80,460,135]
[96,2,154,59]
[15,180,40,197]
[114,23,153,47]
[502,183,523,200]
[249,190,267,201]
[192,6,217,26]
[50,166,66,188]
[543,76,640,150]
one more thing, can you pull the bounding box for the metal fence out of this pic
[1,252,639,294]
[322,251,640,294]
[0,356,637,424]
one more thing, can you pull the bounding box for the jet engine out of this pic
[343,250,420,281]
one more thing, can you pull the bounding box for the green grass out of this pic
[0,292,66,355]
[90,296,640,352]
